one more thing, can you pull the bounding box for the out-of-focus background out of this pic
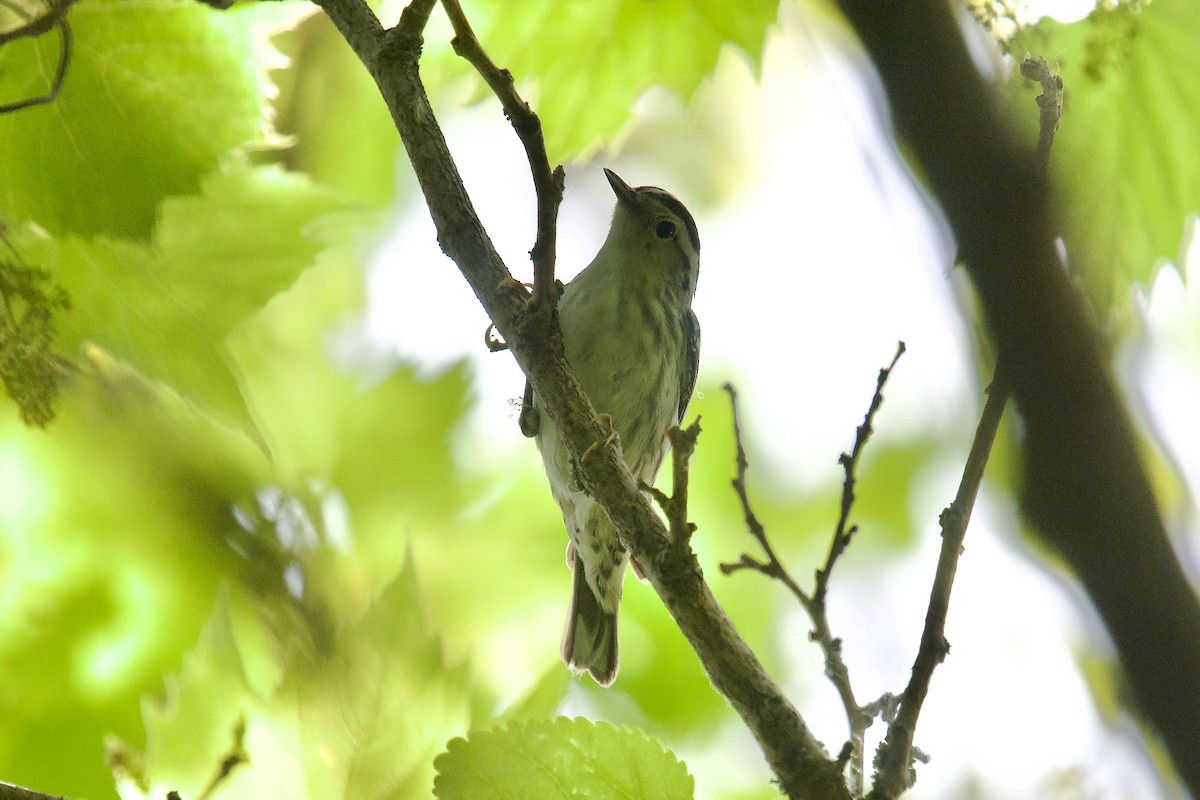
[0,0,1195,797]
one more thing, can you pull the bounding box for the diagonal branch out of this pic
[0,0,76,114]
[870,54,1055,800]
[870,369,1009,798]
[841,1,1200,796]
[722,343,904,797]
[440,0,563,308]
[814,342,905,612]
[0,0,78,44]
[311,1,847,796]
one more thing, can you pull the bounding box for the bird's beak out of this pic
[604,168,637,207]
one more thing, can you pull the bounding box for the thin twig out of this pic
[868,57,1060,799]
[814,341,906,610]
[0,0,75,114]
[720,382,809,603]
[1019,57,1062,172]
[0,0,77,44]
[648,420,702,547]
[440,0,563,309]
[194,717,249,800]
[313,2,848,796]
[721,341,905,797]
[869,370,1010,798]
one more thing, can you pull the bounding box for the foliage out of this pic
[108,561,474,800]
[1005,0,1200,308]
[0,234,70,426]
[434,718,694,800]
[0,0,305,240]
[466,0,779,161]
[0,0,1194,798]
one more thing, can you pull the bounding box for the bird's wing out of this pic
[678,310,701,423]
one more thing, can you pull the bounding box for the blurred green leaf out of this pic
[113,557,474,800]
[272,13,405,207]
[851,438,946,548]
[495,664,570,724]
[1010,0,1200,307]
[0,356,270,799]
[434,717,694,800]
[226,248,472,615]
[0,0,309,239]
[125,592,253,799]
[290,557,473,800]
[616,581,729,732]
[15,164,351,428]
[470,0,779,161]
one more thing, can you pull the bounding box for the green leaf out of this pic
[0,355,270,799]
[225,249,471,596]
[130,593,253,800]
[1010,0,1200,307]
[291,557,474,800]
[434,717,694,800]
[494,665,570,724]
[272,13,406,207]
[0,0,309,239]
[18,164,352,427]
[114,557,473,800]
[469,0,779,161]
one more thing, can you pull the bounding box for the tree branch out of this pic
[1019,57,1062,174]
[0,0,77,44]
[839,1,1200,794]
[870,370,1009,798]
[872,56,1064,798]
[647,421,702,548]
[312,1,847,796]
[0,0,75,114]
[722,341,904,798]
[814,342,905,612]
[0,782,70,800]
[440,0,563,308]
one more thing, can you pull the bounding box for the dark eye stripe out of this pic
[637,187,700,255]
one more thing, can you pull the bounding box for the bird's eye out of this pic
[655,220,676,240]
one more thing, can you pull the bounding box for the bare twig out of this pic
[646,420,703,547]
[194,717,249,800]
[440,0,563,308]
[719,381,808,600]
[313,2,847,796]
[868,57,1058,799]
[814,342,906,610]
[1019,57,1062,172]
[721,341,905,797]
[0,0,75,114]
[870,370,1010,798]
[0,782,70,800]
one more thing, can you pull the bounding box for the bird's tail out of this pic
[561,559,619,687]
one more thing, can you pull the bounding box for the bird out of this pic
[521,168,701,686]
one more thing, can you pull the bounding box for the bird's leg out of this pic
[518,380,539,437]
[497,276,533,294]
[580,413,619,463]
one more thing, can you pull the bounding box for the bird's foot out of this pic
[580,413,619,462]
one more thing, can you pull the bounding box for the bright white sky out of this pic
[364,1,1197,797]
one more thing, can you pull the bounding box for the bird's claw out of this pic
[581,413,619,462]
[497,277,533,298]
